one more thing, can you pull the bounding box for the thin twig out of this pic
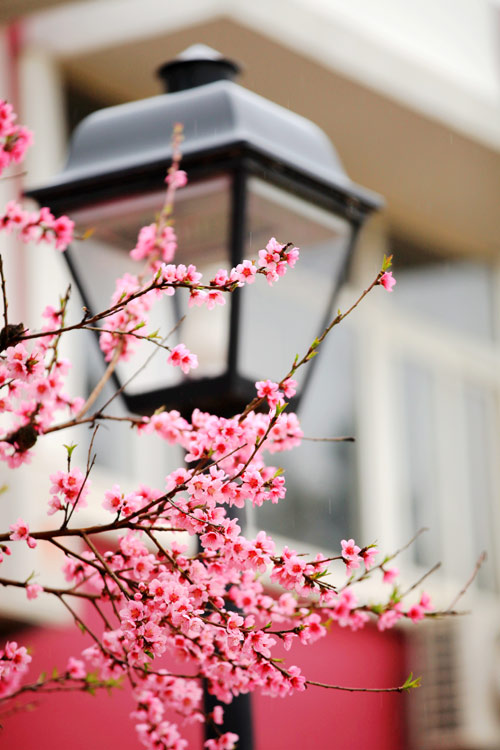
[305,679,407,693]
[74,346,122,421]
[400,562,441,598]
[81,532,130,599]
[446,551,487,612]
[81,325,170,351]
[0,255,8,330]
[301,436,355,443]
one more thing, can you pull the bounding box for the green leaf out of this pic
[381,254,393,272]
[0,484,8,496]
[275,401,288,416]
[390,587,402,604]
[63,443,77,460]
[144,650,154,660]
[77,621,86,634]
[51,667,59,679]
[401,672,421,690]
[37,671,47,684]
[81,227,95,241]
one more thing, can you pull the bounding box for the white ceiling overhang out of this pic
[22,0,500,152]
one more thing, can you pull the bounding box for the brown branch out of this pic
[446,551,487,612]
[0,576,99,600]
[74,345,122,421]
[400,562,441,598]
[301,436,355,443]
[81,532,130,599]
[0,254,8,330]
[305,679,407,693]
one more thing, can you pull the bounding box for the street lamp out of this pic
[26,44,381,419]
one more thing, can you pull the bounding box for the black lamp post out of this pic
[26,44,381,419]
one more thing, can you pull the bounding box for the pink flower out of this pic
[341,538,362,575]
[281,378,297,399]
[341,538,361,559]
[9,518,37,548]
[361,546,379,570]
[26,583,43,600]
[52,215,74,252]
[379,271,396,292]
[166,169,188,189]
[103,485,124,513]
[66,657,86,679]
[255,379,282,409]
[420,591,433,611]
[377,605,403,631]
[382,566,399,584]
[205,733,239,750]
[167,344,198,375]
[212,705,224,725]
[233,260,256,285]
[407,604,425,622]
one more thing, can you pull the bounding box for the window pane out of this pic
[69,177,232,395]
[400,361,441,567]
[390,260,495,342]
[240,177,352,388]
[464,383,498,591]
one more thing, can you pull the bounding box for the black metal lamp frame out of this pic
[27,146,373,417]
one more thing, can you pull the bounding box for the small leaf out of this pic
[81,227,95,241]
[275,401,288,416]
[51,667,59,679]
[401,672,421,690]
[63,443,77,460]
[24,570,36,584]
[381,254,393,272]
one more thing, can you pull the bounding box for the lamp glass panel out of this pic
[68,176,231,396]
[239,177,352,387]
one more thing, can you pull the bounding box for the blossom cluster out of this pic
[0,642,31,699]
[98,238,299,369]
[0,104,431,750]
[1,200,74,251]
[0,304,84,468]
[0,101,33,175]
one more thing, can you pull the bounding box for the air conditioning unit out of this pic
[408,612,500,749]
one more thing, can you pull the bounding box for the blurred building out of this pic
[1,1,500,748]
